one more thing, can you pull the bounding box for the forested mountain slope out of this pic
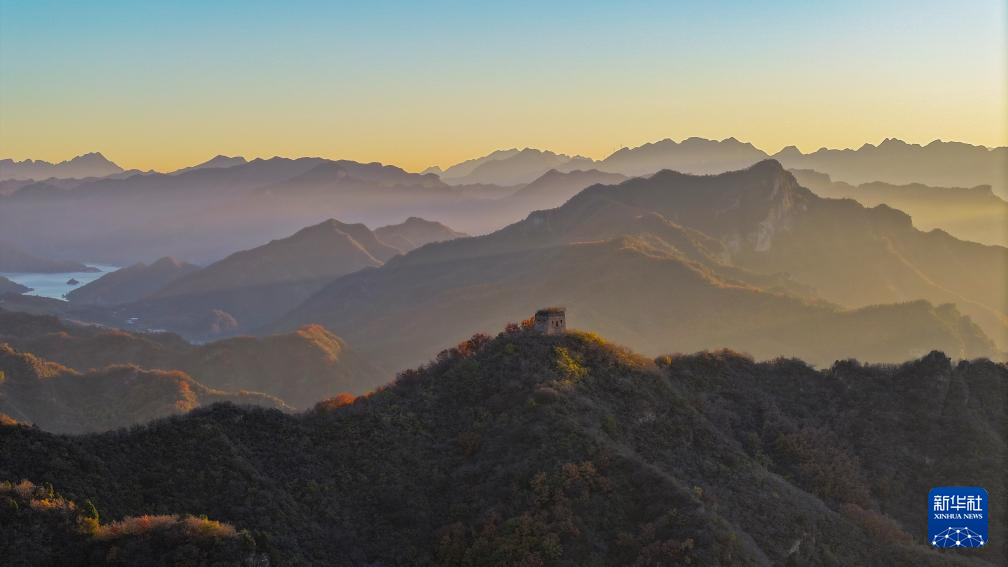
[1,330,1002,565]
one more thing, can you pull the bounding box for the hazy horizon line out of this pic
[3,134,1006,176]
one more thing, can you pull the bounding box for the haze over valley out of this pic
[2,143,1004,358]
[1,1,1005,564]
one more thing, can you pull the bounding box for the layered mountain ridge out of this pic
[791,168,1008,246]
[1,330,1002,564]
[773,138,1008,198]
[272,160,1006,369]
[67,257,199,306]
[0,308,386,412]
[0,343,287,433]
[109,217,465,338]
[432,136,1006,197]
[0,241,97,273]
[374,217,468,251]
[0,152,123,181]
[4,137,1002,265]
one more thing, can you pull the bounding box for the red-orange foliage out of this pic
[457,333,492,357]
[313,392,356,412]
[434,333,495,364]
[93,514,238,540]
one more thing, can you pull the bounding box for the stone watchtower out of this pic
[533,307,566,335]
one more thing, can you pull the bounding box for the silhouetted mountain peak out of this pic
[128,218,401,337]
[66,256,200,306]
[0,152,124,181]
[171,155,247,174]
[531,168,615,183]
[148,256,188,269]
[878,137,910,148]
[75,152,114,164]
[298,161,350,179]
[773,145,803,158]
[439,147,593,186]
[773,137,1007,197]
[598,137,770,177]
[748,158,786,173]
[400,216,442,227]
[375,217,466,252]
[293,218,364,239]
[437,148,522,179]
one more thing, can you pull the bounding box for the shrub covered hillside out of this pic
[0,329,1003,565]
[0,480,264,566]
[0,308,386,411]
[0,343,288,433]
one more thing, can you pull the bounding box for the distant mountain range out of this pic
[430,137,1007,197]
[791,169,1008,247]
[422,148,521,178]
[1,157,1002,369]
[3,137,1003,265]
[441,148,595,186]
[275,241,995,373]
[271,160,1005,370]
[114,219,399,337]
[599,136,769,177]
[373,217,468,251]
[8,136,1004,196]
[3,159,1000,367]
[66,256,199,306]
[774,138,1008,197]
[0,156,504,263]
[61,219,464,314]
[0,241,96,273]
[1,331,1002,564]
[432,138,767,186]
[69,217,465,339]
[0,152,123,181]
[169,154,247,175]
[505,169,629,212]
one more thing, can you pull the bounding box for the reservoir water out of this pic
[0,265,119,300]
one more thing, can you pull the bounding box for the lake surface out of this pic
[1,265,119,300]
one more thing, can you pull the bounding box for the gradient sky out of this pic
[1,0,1005,172]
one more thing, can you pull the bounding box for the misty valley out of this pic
[1,2,1006,564]
[0,139,1005,566]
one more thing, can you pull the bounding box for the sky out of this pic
[1,0,1005,172]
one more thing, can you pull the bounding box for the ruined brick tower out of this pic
[533,307,566,335]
